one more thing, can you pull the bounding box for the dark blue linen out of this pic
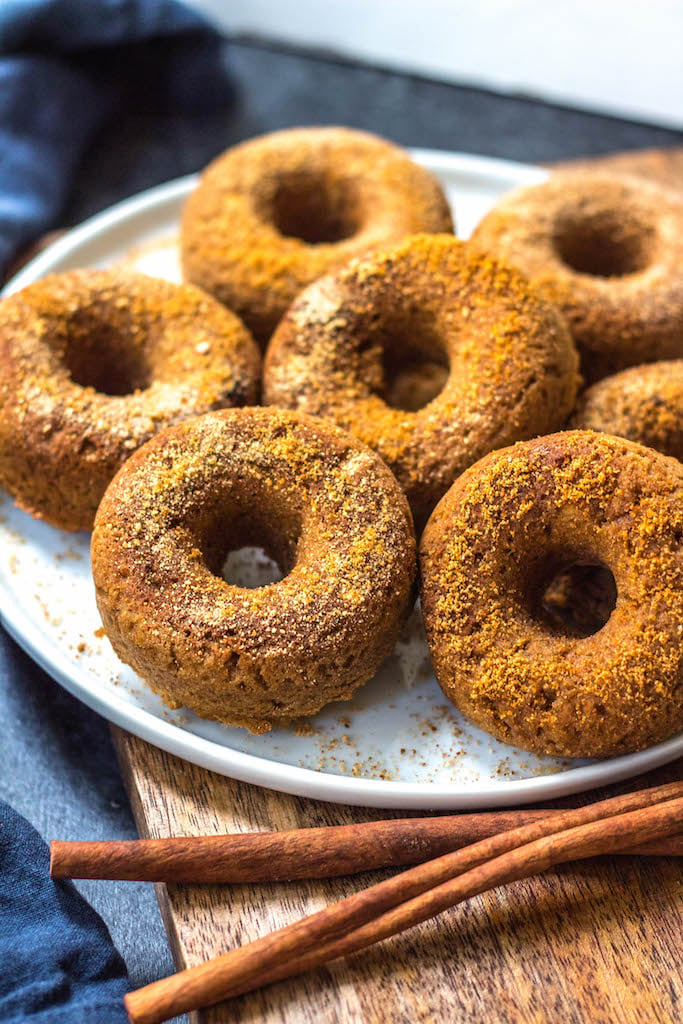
[0,0,228,273]
[0,800,129,1022]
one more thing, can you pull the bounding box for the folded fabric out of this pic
[0,799,129,1022]
[0,0,229,274]
[0,0,205,49]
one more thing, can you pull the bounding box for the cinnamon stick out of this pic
[49,809,682,883]
[124,781,683,1024]
[229,794,683,1005]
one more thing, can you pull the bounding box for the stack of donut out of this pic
[1,126,681,757]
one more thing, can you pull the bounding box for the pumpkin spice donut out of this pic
[420,431,683,759]
[571,359,683,461]
[0,269,260,531]
[91,407,416,732]
[264,233,580,530]
[180,126,454,345]
[471,172,683,382]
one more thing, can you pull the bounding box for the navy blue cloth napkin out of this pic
[0,800,129,1022]
[0,0,229,274]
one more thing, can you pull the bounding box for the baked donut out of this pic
[471,173,683,382]
[264,233,580,530]
[572,360,683,461]
[420,431,683,758]
[91,407,416,731]
[181,126,454,345]
[0,269,260,531]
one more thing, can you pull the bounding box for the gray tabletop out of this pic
[1,37,682,994]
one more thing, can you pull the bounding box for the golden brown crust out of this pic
[180,126,454,345]
[471,173,683,382]
[571,360,683,461]
[91,407,417,731]
[0,269,261,531]
[264,233,580,530]
[420,431,683,758]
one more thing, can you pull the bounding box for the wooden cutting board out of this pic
[112,147,683,1024]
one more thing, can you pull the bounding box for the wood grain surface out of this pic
[113,732,682,1024]
[112,146,683,1024]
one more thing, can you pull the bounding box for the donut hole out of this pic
[222,546,284,589]
[270,171,360,244]
[195,496,302,590]
[382,348,449,412]
[62,311,151,395]
[539,560,617,637]
[552,208,655,278]
[363,310,449,412]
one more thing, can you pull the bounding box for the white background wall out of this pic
[188,0,683,129]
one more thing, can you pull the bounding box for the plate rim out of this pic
[2,148,681,809]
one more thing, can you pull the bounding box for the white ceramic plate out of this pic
[2,150,681,809]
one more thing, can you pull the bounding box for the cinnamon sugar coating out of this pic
[181,126,454,346]
[420,431,683,758]
[264,233,580,530]
[91,407,416,731]
[0,269,260,531]
[572,360,683,461]
[471,173,683,383]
